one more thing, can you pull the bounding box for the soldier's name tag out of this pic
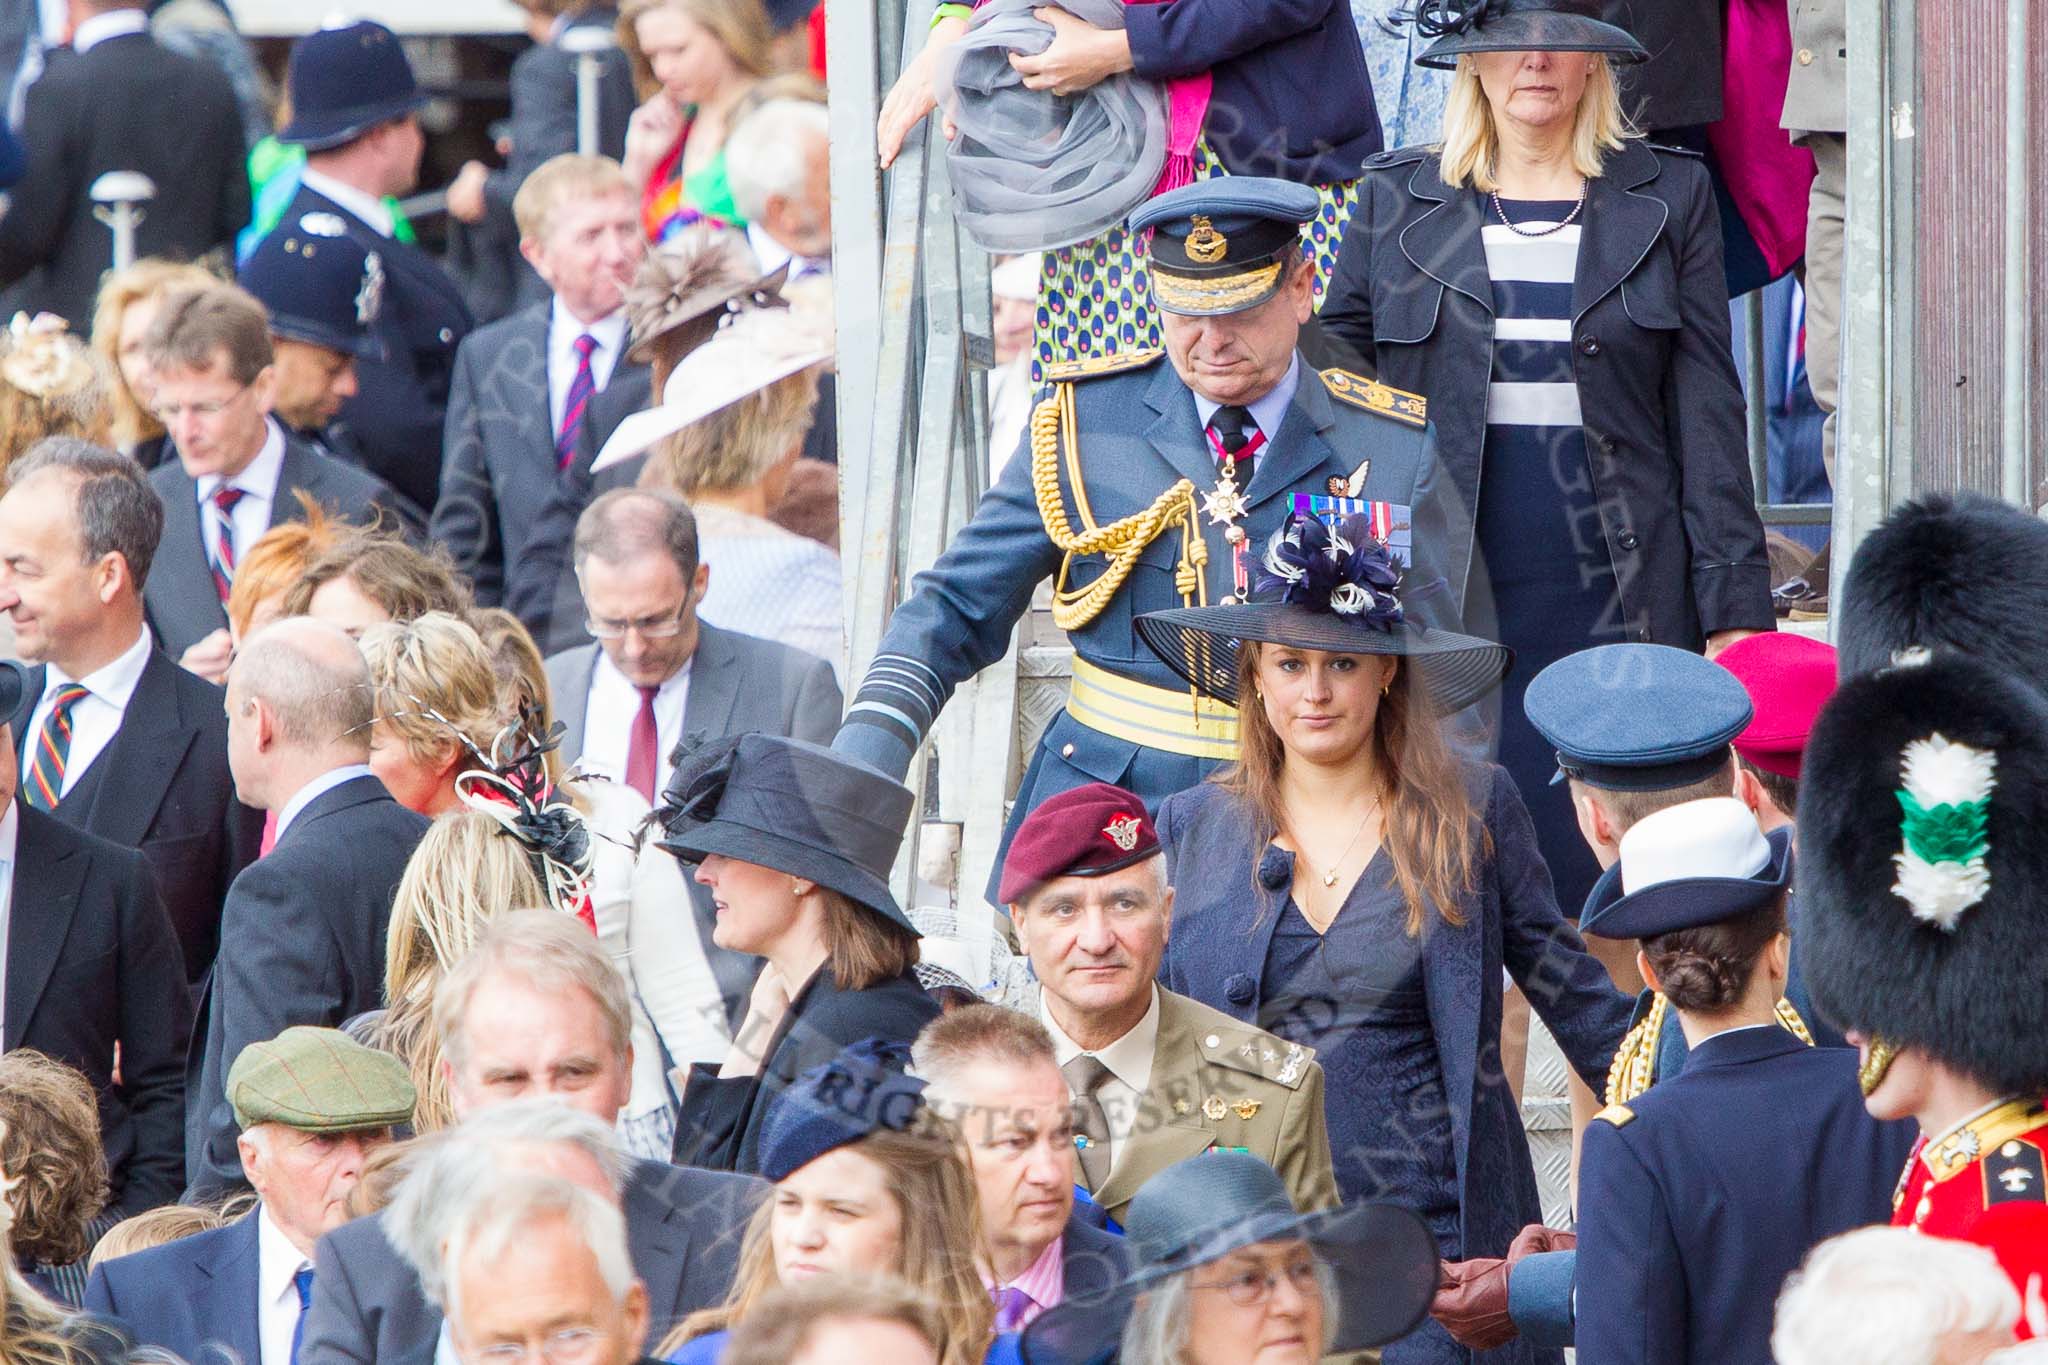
[1289,496,1412,568]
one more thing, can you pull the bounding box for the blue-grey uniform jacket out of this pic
[833,347,1460,898]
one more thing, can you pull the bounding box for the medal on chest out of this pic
[1202,425,1266,603]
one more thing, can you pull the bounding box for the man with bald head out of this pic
[186,617,431,1198]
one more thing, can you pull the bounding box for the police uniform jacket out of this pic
[1317,139,1774,652]
[267,182,472,516]
[1575,1028,1917,1365]
[1157,764,1632,1307]
[1892,1096,2048,1327]
[834,348,1457,897]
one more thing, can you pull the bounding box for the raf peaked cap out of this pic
[998,781,1160,907]
[228,1026,415,1134]
[1524,643,1752,791]
[239,215,387,361]
[1128,178,1320,317]
[1716,632,1837,780]
[278,22,431,151]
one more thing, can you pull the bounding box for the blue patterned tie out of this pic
[556,333,598,470]
[290,1265,314,1365]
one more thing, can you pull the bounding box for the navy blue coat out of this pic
[84,1211,261,1365]
[835,351,1455,900]
[1157,764,1632,1365]
[1121,0,1380,185]
[1574,1028,1918,1365]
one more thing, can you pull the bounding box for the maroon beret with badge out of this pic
[1715,632,1837,780]
[998,782,1161,906]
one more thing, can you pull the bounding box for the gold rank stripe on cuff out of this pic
[1920,1098,2048,1184]
[1066,657,1241,760]
[1318,369,1430,427]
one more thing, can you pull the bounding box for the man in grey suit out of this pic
[432,154,648,606]
[546,487,841,1022]
[140,283,408,671]
[301,913,763,1365]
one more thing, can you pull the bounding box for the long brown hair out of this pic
[658,1119,993,1364]
[1218,644,1486,934]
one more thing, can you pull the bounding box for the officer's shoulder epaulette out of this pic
[1647,140,1705,160]
[1197,1020,1317,1091]
[1363,144,1433,171]
[1319,367,1428,428]
[1594,1103,1637,1128]
[1043,348,1165,383]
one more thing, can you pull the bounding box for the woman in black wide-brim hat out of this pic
[1019,1149,1437,1365]
[657,734,941,1175]
[1317,0,1774,921]
[1137,511,1632,1365]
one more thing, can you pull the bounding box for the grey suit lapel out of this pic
[1243,364,1337,510]
[157,467,222,623]
[562,646,600,761]
[681,626,740,743]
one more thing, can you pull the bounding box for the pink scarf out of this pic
[1124,0,1212,196]
[1707,0,1816,278]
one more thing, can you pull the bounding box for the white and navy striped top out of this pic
[1473,197,1615,611]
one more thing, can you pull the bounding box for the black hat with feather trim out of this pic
[1402,0,1648,69]
[1137,511,1511,715]
[1796,649,2048,1098]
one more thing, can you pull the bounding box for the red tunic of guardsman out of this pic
[1892,1097,2048,1332]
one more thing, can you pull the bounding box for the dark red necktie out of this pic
[211,486,246,603]
[624,684,659,802]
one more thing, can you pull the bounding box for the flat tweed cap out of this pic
[228,1026,416,1134]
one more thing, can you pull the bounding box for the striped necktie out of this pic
[211,485,246,603]
[557,333,598,470]
[23,683,90,811]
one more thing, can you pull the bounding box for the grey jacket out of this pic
[1781,0,1846,137]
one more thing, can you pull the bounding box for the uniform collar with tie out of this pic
[1192,353,1301,465]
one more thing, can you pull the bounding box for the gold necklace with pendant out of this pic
[1297,798,1382,889]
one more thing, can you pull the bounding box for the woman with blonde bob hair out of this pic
[659,1043,991,1365]
[88,258,218,465]
[1141,512,1632,1365]
[1319,0,1774,929]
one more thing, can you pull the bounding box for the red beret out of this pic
[1716,632,1838,780]
[998,782,1160,906]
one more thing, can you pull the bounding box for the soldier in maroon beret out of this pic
[1716,632,1837,841]
[999,782,1339,1227]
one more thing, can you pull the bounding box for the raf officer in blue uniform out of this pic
[1569,797,1915,1365]
[259,22,471,522]
[835,179,1461,897]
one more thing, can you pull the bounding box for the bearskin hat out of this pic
[1797,650,2048,1096]
[1838,494,2048,682]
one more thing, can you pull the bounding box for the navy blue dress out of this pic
[1260,868,1460,1250]
[1472,196,1625,915]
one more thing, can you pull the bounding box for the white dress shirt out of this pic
[546,302,629,436]
[1042,986,1160,1156]
[0,802,18,1032]
[299,168,395,239]
[275,763,373,840]
[71,7,148,52]
[23,627,151,800]
[196,419,286,583]
[577,652,691,796]
[256,1206,314,1365]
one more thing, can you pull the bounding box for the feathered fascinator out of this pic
[1,311,108,408]
[1393,0,1499,38]
[1252,512,1406,631]
[1391,0,1648,69]
[652,732,744,840]
[624,223,789,364]
[453,709,597,927]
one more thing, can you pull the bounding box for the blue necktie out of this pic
[290,1265,314,1365]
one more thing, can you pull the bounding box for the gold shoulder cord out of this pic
[1030,386,1209,631]
[1606,994,1818,1105]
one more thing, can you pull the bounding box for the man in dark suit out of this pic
[444,0,636,310]
[302,912,764,1364]
[0,0,247,329]
[913,1005,1132,1327]
[432,154,647,606]
[86,1027,412,1365]
[0,439,260,982]
[186,616,429,1198]
[0,656,191,1215]
[260,20,473,517]
[544,488,840,1020]
[140,281,407,668]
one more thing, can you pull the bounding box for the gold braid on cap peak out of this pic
[1030,383,1209,632]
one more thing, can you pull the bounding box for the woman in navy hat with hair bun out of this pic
[1571,797,1912,1365]
[1019,1148,1437,1365]
[658,1040,993,1365]
[1138,510,1630,1365]
[657,735,941,1175]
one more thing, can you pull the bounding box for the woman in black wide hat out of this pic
[1317,0,1774,921]
[1137,511,1631,1365]
[1019,1148,1436,1365]
[657,734,941,1174]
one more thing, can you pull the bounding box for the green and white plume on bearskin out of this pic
[1891,729,1996,930]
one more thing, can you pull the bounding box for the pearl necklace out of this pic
[1491,177,1589,238]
